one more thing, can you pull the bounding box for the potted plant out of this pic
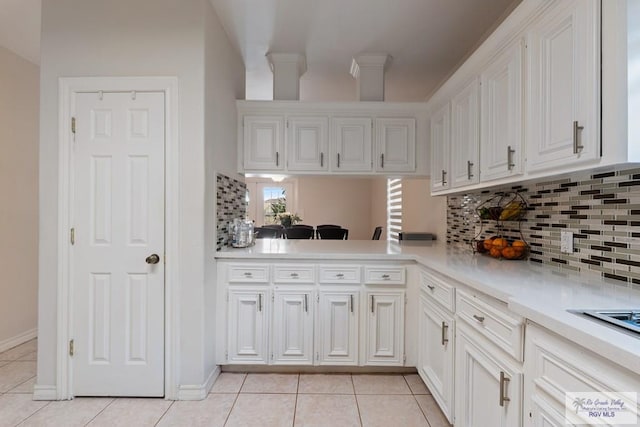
[277,212,302,228]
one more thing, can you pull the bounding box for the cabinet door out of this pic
[455,324,522,427]
[451,79,480,187]
[317,291,359,366]
[430,104,450,192]
[418,296,454,423]
[527,0,600,172]
[364,291,404,366]
[227,290,268,364]
[375,118,416,172]
[480,39,524,181]
[272,289,314,365]
[287,117,329,172]
[331,117,373,172]
[243,115,284,171]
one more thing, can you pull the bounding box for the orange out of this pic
[483,238,494,250]
[502,246,518,259]
[492,238,508,249]
[489,247,502,258]
[512,240,527,247]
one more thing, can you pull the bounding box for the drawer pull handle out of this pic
[499,371,511,407]
[381,274,390,280]
[336,273,344,279]
[573,120,584,154]
[473,314,485,323]
[320,152,324,167]
[370,295,375,313]
[441,169,447,185]
[244,272,253,277]
[350,294,354,313]
[304,294,308,313]
[290,272,299,278]
[427,285,435,291]
[467,160,474,180]
[441,321,449,346]
[258,294,263,312]
[507,146,515,170]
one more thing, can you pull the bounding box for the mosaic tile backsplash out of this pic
[216,173,247,250]
[447,167,640,288]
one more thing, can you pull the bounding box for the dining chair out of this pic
[316,224,341,229]
[283,225,315,239]
[255,227,281,239]
[316,227,349,240]
[372,226,383,240]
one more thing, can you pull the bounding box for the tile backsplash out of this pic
[447,167,640,289]
[216,173,247,250]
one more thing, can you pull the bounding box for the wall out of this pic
[401,178,447,240]
[38,0,242,395]
[447,168,640,290]
[0,46,39,351]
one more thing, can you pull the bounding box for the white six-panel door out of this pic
[72,91,165,396]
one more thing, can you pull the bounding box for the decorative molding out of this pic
[266,52,307,76]
[32,385,58,401]
[349,53,391,79]
[0,328,37,353]
[176,366,220,400]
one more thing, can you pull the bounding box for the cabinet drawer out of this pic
[364,266,406,285]
[227,264,270,283]
[456,290,524,361]
[273,265,315,283]
[318,265,361,284]
[420,269,455,312]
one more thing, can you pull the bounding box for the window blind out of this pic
[387,178,402,241]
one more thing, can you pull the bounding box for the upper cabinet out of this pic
[237,102,428,176]
[526,0,600,172]
[428,0,607,195]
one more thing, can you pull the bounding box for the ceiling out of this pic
[0,0,520,100]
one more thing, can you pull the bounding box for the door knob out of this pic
[145,254,160,264]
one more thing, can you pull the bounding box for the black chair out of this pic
[316,227,349,240]
[283,225,314,239]
[255,227,281,239]
[316,224,341,229]
[372,226,383,240]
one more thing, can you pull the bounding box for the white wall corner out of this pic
[350,54,391,102]
[32,385,59,401]
[0,328,37,353]
[266,53,307,100]
[176,366,220,400]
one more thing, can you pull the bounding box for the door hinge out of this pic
[69,339,74,356]
[71,117,76,134]
[70,228,75,245]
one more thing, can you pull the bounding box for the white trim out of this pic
[176,366,220,400]
[33,385,58,401]
[0,328,37,353]
[57,76,181,400]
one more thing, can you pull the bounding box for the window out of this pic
[387,178,402,241]
[261,186,287,225]
[245,178,296,226]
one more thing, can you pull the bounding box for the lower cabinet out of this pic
[227,289,269,364]
[455,322,523,427]
[364,290,405,366]
[272,289,314,365]
[317,290,359,365]
[418,294,454,423]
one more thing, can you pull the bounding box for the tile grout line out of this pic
[82,397,116,426]
[6,375,36,394]
[412,394,434,427]
[222,373,248,426]
[291,374,300,427]
[351,375,364,427]
[152,400,175,426]
[15,399,52,426]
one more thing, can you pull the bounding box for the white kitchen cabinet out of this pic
[430,103,450,192]
[527,0,600,173]
[227,289,269,364]
[375,118,416,172]
[332,117,373,172]
[317,290,359,366]
[287,116,329,172]
[455,322,523,427]
[418,294,454,423]
[243,115,284,171]
[272,289,314,365]
[364,290,405,366]
[480,38,524,182]
[450,79,480,187]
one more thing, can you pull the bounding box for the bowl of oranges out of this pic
[476,237,528,260]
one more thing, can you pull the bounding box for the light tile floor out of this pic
[0,340,452,427]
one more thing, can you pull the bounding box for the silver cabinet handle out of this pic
[290,272,299,278]
[427,285,436,291]
[467,160,474,180]
[499,371,511,407]
[380,153,384,168]
[370,295,375,313]
[381,274,390,280]
[350,294,354,313]
[304,294,308,313]
[320,152,324,167]
[441,321,449,346]
[276,151,279,167]
[336,273,344,279]
[507,146,515,170]
[573,120,584,154]
[258,294,263,312]
[473,314,485,323]
[337,153,341,168]
[441,169,447,185]
[244,271,253,277]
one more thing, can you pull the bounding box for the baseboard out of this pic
[0,328,37,353]
[33,385,58,400]
[176,366,220,400]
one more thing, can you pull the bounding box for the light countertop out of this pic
[216,239,640,375]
